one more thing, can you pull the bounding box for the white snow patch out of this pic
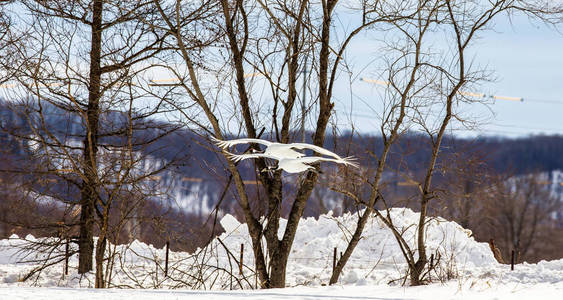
[0,208,562,299]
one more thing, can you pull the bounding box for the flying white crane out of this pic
[226,152,358,174]
[210,136,344,160]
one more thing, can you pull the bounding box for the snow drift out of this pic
[1,208,559,290]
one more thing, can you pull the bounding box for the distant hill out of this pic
[1,99,562,253]
[2,99,563,214]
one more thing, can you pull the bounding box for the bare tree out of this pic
[1,0,181,288]
[400,0,562,285]
[434,147,490,230]
[329,0,437,285]
[481,173,561,263]
[151,0,410,288]
[332,0,563,286]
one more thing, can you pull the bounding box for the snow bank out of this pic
[218,208,497,286]
[1,208,560,290]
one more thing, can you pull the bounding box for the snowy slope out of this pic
[0,208,562,299]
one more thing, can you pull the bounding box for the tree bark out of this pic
[95,236,107,288]
[78,0,103,274]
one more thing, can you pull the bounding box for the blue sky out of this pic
[470,14,563,137]
[333,11,563,138]
[2,3,561,138]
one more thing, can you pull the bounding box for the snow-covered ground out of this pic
[2,282,563,300]
[1,208,562,299]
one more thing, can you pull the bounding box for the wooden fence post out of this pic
[165,239,170,277]
[333,247,337,272]
[429,253,434,281]
[64,238,69,276]
[511,250,515,271]
[239,243,244,275]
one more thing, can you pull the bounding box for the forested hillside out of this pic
[1,99,562,261]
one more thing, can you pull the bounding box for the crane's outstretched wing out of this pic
[288,143,343,160]
[211,136,272,149]
[225,152,281,163]
[298,156,359,168]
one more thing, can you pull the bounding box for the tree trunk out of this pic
[410,259,426,286]
[269,173,318,288]
[268,249,288,288]
[95,236,107,288]
[411,197,429,286]
[78,0,103,274]
[78,194,94,273]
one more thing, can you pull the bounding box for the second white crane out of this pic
[226,152,358,174]
[211,137,348,159]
